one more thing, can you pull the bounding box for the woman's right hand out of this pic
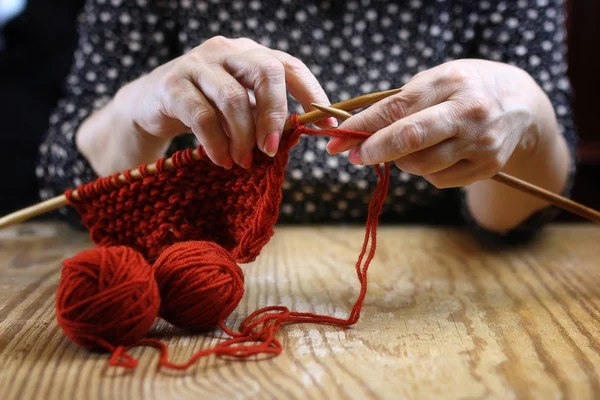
[115,36,335,169]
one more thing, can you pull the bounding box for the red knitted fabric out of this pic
[66,115,373,264]
[65,128,301,264]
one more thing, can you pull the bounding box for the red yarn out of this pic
[55,246,160,368]
[153,241,244,331]
[60,115,389,370]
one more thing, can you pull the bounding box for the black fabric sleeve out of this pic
[458,0,578,247]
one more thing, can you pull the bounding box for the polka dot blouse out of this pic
[36,0,577,244]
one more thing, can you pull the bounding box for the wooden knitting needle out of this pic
[0,88,403,229]
[312,103,600,224]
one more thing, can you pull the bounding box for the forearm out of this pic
[76,80,170,177]
[464,91,571,233]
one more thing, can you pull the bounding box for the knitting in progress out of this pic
[55,115,391,369]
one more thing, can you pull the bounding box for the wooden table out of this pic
[1,222,599,399]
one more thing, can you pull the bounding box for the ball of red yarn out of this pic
[56,246,160,350]
[153,241,245,332]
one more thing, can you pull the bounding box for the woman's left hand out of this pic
[328,59,553,188]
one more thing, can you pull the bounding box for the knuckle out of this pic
[217,83,248,111]
[203,35,231,49]
[391,122,423,154]
[190,105,218,131]
[263,108,287,124]
[252,58,285,87]
[157,72,182,100]
[475,130,500,153]
[437,64,470,87]
[383,95,410,121]
[465,96,493,122]
[284,56,308,74]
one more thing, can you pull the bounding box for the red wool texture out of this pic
[57,115,391,370]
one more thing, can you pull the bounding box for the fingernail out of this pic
[264,132,280,157]
[241,152,253,169]
[325,117,338,128]
[224,156,234,170]
[348,148,363,165]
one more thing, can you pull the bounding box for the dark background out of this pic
[0,0,597,220]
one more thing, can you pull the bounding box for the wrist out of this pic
[76,81,170,177]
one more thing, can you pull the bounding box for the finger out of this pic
[271,50,337,129]
[348,101,461,165]
[423,160,482,189]
[190,65,255,168]
[327,137,360,154]
[161,79,232,168]
[224,52,287,157]
[394,138,467,176]
[337,64,465,135]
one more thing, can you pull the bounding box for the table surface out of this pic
[1,222,599,400]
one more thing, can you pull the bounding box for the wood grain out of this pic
[1,222,600,399]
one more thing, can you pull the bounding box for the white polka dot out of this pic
[556,105,568,116]
[515,45,527,56]
[312,168,324,179]
[346,74,359,85]
[291,169,303,180]
[122,55,133,67]
[281,204,293,215]
[247,18,258,29]
[372,33,384,44]
[85,71,96,82]
[339,171,350,183]
[275,8,286,20]
[527,9,538,19]
[398,29,410,41]
[295,10,307,22]
[129,42,141,52]
[327,157,339,168]
[529,55,541,66]
[119,13,131,24]
[430,25,441,36]
[361,82,374,93]
[318,46,330,57]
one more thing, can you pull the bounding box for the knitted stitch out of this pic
[65,116,372,264]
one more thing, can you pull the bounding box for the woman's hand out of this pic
[331,59,571,232]
[329,59,557,188]
[82,36,335,173]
